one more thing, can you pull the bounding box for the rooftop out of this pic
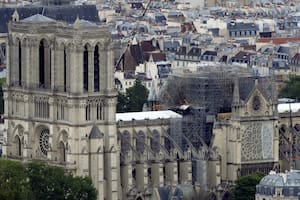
[116,110,182,121]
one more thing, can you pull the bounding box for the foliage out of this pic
[231,172,264,200]
[0,159,97,200]
[117,80,149,112]
[117,92,127,113]
[279,75,300,100]
[26,162,66,200]
[0,159,32,200]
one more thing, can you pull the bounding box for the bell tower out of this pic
[3,14,120,200]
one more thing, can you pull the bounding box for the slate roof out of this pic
[74,19,98,27]
[187,47,201,56]
[140,40,156,52]
[227,22,258,31]
[21,14,56,23]
[277,46,290,54]
[257,171,300,197]
[120,40,161,71]
[144,52,166,62]
[89,126,103,139]
[176,46,187,55]
[232,51,255,60]
[164,40,180,50]
[0,5,100,33]
[238,76,275,101]
[202,50,217,56]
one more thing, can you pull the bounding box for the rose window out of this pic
[39,129,50,155]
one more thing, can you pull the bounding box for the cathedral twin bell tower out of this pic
[3,12,120,200]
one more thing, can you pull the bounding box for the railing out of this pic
[6,81,71,93]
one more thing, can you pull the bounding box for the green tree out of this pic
[117,92,128,113]
[0,159,32,200]
[27,161,97,200]
[117,80,149,112]
[26,161,65,200]
[279,75,300,100]
[231,172,264,200]
[63,176,97,200]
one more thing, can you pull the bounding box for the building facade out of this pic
[256,170,300,200]
[212,78,279,183]
[3,13,119,200]
[2,12,197,200]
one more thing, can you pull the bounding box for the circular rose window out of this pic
[39,129,50,155]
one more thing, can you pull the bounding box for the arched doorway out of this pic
[58,141,66,163]
[15,135,22,157]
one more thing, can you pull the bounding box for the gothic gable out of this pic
[240,79,275,118]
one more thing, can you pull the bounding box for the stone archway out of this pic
[11,125,25,158]
[14,135,22,157]
[58,141,66,163]
[57,130,68,164]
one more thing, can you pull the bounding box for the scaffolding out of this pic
[159,62,277,190]
[160,64,257,146]
[160,62,276,150]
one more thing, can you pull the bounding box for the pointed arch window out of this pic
[83,45,88,91]
[16,136,22,157]
[121,131,131,153]
[39,40,45,86]
[18,40,22,86]
[96,101,103,120]
[94,45,100,92]
[151,130,160,153]
[136,131,145,154]
[63,47,67,92]
[59,142,66,163]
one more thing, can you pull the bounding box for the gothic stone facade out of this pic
[3,14,119,200]
[2,12,282,200]
[2,14,195,200]
[212,79,279,183]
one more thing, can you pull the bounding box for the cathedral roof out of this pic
[116,110,182,121]
[73,18,98,28]
[89,126,103,139]
[278,102,300,113]
[21,14,56,23]
[0,5,100,33]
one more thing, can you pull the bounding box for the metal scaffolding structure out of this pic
[160,64,255,147]
[159,63,277,190]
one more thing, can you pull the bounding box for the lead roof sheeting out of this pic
[0,5,99,33]
[116,110,182,121]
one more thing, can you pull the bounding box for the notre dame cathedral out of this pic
[2,10,282,200]
[3,12,120,200]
